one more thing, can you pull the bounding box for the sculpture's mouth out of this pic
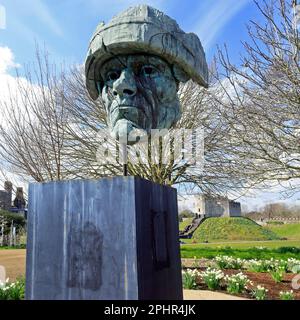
[110,103,149,127]
[111,104,138,113]
[119,105,138,111]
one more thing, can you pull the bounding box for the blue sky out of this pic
[0,0,260,69]
[1,0,298,209]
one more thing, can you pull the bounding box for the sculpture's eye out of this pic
[141,65,157,77]
[106,71,120,82]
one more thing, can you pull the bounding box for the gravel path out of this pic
[0,249,26,281]
[183,289,248,300]
[0,250,248,300]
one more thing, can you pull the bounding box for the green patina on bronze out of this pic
[85,5,208,144]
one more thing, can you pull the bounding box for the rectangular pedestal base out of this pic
[26,177,182,300]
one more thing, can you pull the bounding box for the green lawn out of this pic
[179,218,193,231]
[180,239,300,248]
[180,240,300,260]
[0,245,26,250]
[178,217,300,260]
[266,223,300,240]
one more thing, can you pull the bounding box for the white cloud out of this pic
[194,0,251,50]
[0,47,23,119]
[0,46,46,133]
[0,46,23,111]
[0,46,33,189]
[0,46,20,74]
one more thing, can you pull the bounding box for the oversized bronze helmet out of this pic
[85,5,209,101]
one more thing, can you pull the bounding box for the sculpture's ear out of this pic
[96,81,102,95]
[172,65,190,83]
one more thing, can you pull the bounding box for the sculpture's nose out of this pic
[112,69,137,98]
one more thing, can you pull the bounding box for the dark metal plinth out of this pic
[26,177,182,300]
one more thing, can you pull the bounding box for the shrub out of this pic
[191,257,200,269]
[254,246,267,250]
[287,258,300,273]
[0,277,25,300]
[180,244,300,260]
[266,258,282,270]
[215,256,244,270]
[277,260,289,272]
[215,256,232,269]
[0,210,26,234]
[269,267,285,283]
[246,259,271,273]
[291,265,300,273]
[225,273,251,294]
[251,285,268,300]
[279,290,294,300]
[231,258,244,270]
[0,244,26,250]
[245,258,300,274]
[182,269,200,289]
[276,247,300,254]
[179,210,194,220]
[266,221,284,225]
[200,268,224,290]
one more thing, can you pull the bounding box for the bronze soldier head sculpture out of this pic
[85,5,208,144]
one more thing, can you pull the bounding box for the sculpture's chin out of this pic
[111,119,147,145]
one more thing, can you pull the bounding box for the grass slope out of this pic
[179,218,193,231]
[192,217,280,242]
[266,223,300,240]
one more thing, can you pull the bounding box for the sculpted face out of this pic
[98,54,181,144]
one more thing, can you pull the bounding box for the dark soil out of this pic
[194,267,300,300]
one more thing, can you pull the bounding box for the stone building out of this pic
[0,181,13,210]
[180,194,241,218]
[0,181,26,215]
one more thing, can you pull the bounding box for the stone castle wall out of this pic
[0,181,13,211]
[0,190,11,210]
[228,200,242,217]
[193,195,241,217]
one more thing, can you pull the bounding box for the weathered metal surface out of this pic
[135,178,182,299]
[86,5,208,100]
[26,177,182,300]
[85,5,208,144]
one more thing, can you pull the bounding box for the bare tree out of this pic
[0,54,251,197]
[62,65,245,196]
[213,0,300,196]
[0,49,69,182]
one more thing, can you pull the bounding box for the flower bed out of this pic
[0,277,25,300]
[182,256,300,300]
